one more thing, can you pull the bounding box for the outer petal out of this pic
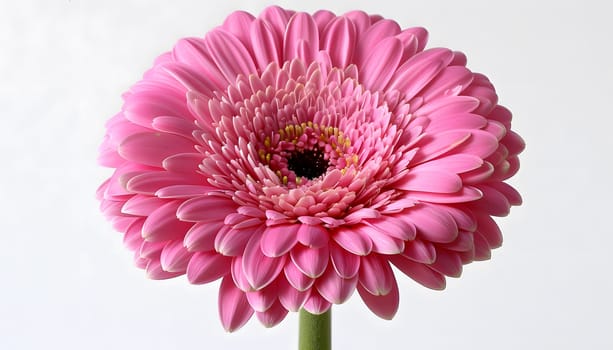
[219,276,254,332]
[357,273,399,320]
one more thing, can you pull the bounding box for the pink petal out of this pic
[441,231,474,252]
[160,240,193,272]
[397,169,462,193]
[402,239,436,264]
[176,196,237,222]
[290,244,329,278]
[215,225,261,257]
[218,275,254,332]
[429,249,463,277]
[366,216,416,241]
[283,12,319,62]
[473,232,492,261]
[118,132,196,168]
[161,153,203,174]
[187,251,231,284]
[142,200,192,242]
[358,254,394,295]
[146,260,183,280]
[155,185,212,199]
[421,66,474,102]
[316,265,358,304]
[357,225,405,255]
[246,284,278,312]
[332,226,373,256]
[357,274,399,320]
[222,11,256,49]
[329,242,360,279]
[277,277,310,312]
[472,184,511,217]
[404,204,458,243]
[260,224,300,257]
[259,6,293,42]
[171,38,226,90]
[389,255,446,290]
[386,48,452,99]
[322,17,356,68]
[126,171,203,195]
[204,29,257,84]
[475,214,503,248]
[406,187,483,204]
[355,19,401,67]
[250,18,282,71]
[183,221,224,252]
[303,292,331,315]
[411,130,472,164]
[242,231,287,290]
[284,260,315,291]
[359,37,403,91]
[256,300,288,328]
[121,195,168,216]
[230,256,252,292]
[297,224,330,248]
[410,154,483,175]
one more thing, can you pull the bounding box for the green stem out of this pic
[299,308,331,350]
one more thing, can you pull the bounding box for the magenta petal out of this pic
[366,216,416,241]
[329,243,360,279]
[118,132,195,168]
[260,224,300,257]
[256,300,289,328]
[242,231,287,290]
[160,240,193,272]
[215,226,260,256]
[316,265,358,304]
[390,255,446,290]
[358,255,394,295]
[290,244,329,278]
[187,251,231,284]
[297,224,330,248]
[357,277,399,320]
[219,276,254,332]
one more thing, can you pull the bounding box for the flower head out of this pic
[97,6,524,331]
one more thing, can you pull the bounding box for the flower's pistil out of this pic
[258,122,358,187]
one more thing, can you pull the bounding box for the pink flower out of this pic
[97,6,524,331]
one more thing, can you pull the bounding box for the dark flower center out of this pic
[287,148,328,179]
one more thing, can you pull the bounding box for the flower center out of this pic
[287,147,328,179]
[258,122,357,187]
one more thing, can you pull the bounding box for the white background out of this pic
[1,0,611,349]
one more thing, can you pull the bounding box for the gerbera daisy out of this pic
[97,6,524,332]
